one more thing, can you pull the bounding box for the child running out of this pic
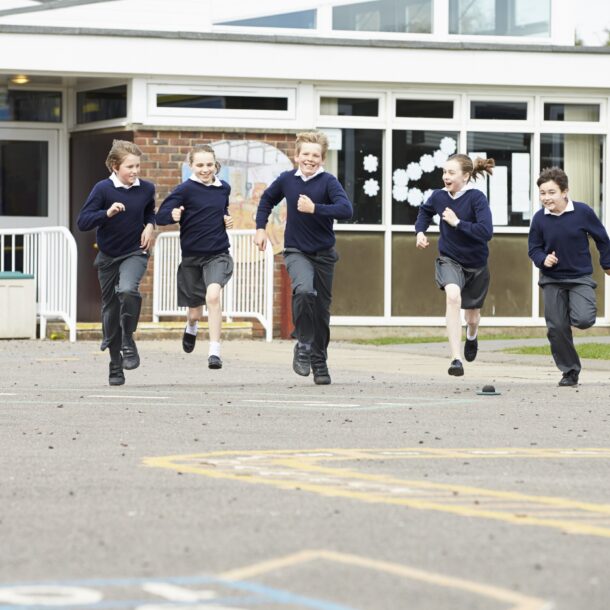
[415,154,494,376]
[528,166,610,387]
[77,140,155,386]
[156,144,234,369]
[255,130,353,385]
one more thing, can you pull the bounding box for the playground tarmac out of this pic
[1,336,610,610]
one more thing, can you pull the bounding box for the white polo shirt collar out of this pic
[544,199,575,216]
[444,182,475,200]
[295,167,325,182]
[189,174,223,187]
[110,173,140,189]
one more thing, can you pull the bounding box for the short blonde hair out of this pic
[188,144,221,173]
[295,131,329,158]
[105,140,142,172]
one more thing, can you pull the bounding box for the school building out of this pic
[1,0,610,336]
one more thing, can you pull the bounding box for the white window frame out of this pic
[70,80,130,132]
[147,83,297,122]
[0,127,60,229]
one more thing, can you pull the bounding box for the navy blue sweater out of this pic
[414,188,493,268]
[256,170,353,254]
[528,201,610,279]
[77,179,156,258]
[156,179,231,257]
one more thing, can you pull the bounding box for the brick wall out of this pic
[134,129,296,336]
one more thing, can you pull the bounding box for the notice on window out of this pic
[512,152,531,217]
[489,165,509,226]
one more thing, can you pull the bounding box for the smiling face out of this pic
[538,180,568,214]
[295,142,324,178]
[190,151,217,185]
[442,159,470,195]
[114,153,140,186]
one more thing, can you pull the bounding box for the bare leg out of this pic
[187,305,204,327]
[464,308,481,340]
[206,284,222,344]
[445,283,462,360]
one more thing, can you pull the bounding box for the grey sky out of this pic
[575,0,610,45]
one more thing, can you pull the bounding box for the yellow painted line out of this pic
[143,448,610,539]
[220,549,551,610]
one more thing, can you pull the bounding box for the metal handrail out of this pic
[0,226,77,342]
[153,229,274,341]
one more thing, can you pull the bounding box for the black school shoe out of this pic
[182,329,196,353]
[464,337,478,362]
[109,360,125,386]
[293,344,311,377]
[558,370,579,387]
[312,362,331,385]
[208,355,223,369]
[122,335,140,370]
[448,359,464,376]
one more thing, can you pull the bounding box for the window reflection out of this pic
[540,134,603,219]
[450,0,550,36]
[333,0,432,33]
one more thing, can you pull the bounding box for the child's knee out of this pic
[206,286,221,306]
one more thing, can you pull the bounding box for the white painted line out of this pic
[0,392,17,396]
[87,395,169,400]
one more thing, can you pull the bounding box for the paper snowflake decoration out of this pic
[423,188,434,202]
[407,188,424,207]
[433,149,449,168]
[406,162,423,182]
[392,184,408,202]
[363,154,378,173]
[393,168,408,187]
[363,178,380,197]
[419,154,435,173]
[439,137,457,155]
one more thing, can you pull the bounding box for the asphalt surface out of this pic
[1,336,610,610]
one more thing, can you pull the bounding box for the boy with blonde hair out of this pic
[255,131,352,384]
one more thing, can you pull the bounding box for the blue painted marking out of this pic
[0,574,357,610]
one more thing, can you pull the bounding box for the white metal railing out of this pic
[153,229,275,341]
[0,226,78,342]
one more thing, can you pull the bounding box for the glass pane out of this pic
[467,132,532,227]
[396,99,453,118]
[333,232,384,315]
[320,97,379,117]
[0,140,48,216]
[544,103,600,122]
[391,130,459,225]
[470,101,527,120]
[77,85,127,124]
[217,9,316,29]
[540,134,604,219]
[156,94,288,111]
[325,129,383,224]
[333,0,432,33]
[449,0,550,36]
[0,90,61,122]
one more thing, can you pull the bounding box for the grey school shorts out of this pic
[177,252,234,307]
[434,255,490,310]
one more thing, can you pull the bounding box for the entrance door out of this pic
[0,128,59,229]
[70,130,133,321]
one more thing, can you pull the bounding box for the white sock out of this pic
[186,321,198,336]
[466,328,478,341]
[209,341,221,357]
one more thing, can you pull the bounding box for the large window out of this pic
[0,89,61,123]
[392,130,458,225]
[333,0,432,33]
[0,140,48,217]
[467,132,532,227]
[216,10,316,29]
[77,85,127,124]
[325,129,384,224]
[540,134,604,219]
[449,0,550,37]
